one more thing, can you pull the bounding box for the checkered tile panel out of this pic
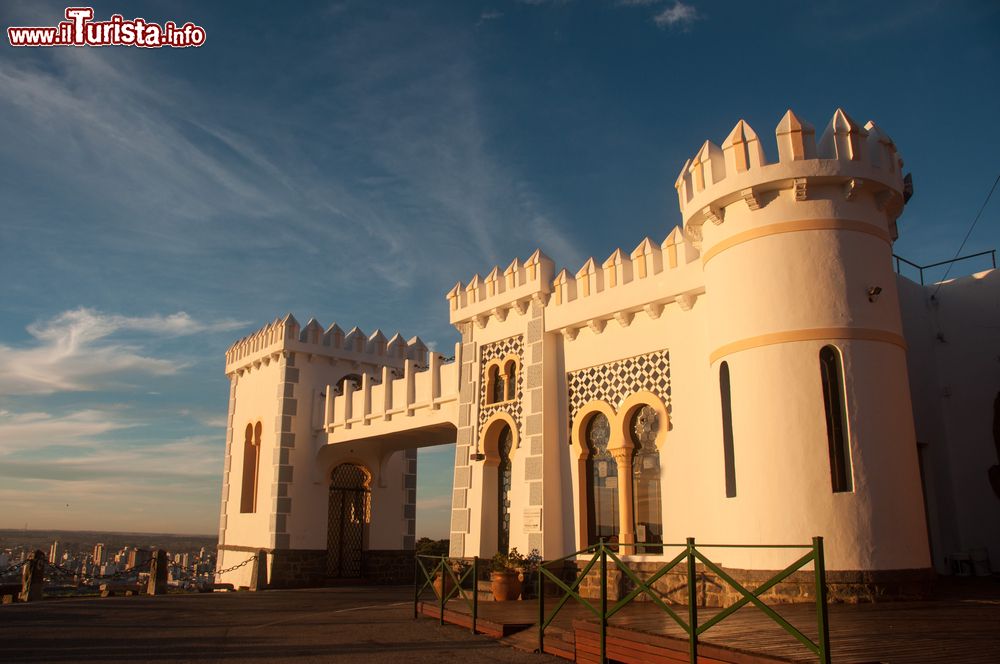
[567,349,671,432]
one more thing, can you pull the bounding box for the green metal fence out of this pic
[414,554,481,633]
[536,536,831,664]
[414,537,831,664]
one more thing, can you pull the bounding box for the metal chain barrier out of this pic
[213,553,257,577]
[44,556,153,583]
[0,559,28,578]
[6,552,248,590]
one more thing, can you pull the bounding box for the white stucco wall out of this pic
[899,269,1000,573]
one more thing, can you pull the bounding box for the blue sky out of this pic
[1,0,998,537]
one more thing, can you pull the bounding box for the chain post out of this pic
[813,536,831,664]
[687,537,698,664]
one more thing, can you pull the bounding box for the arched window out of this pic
[630,405,663,553]
[820,346,853,492]
[585,412,618,545]
[503,359,517,401]
[497,424,513,554]
[335,373,362,395]
[719,362,737,498]
[489,364,504,404]
[240,422,261,513]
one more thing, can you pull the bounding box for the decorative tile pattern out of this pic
[567,350,671,432]
[478,335,523,434]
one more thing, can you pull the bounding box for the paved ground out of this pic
[0,586,563,663]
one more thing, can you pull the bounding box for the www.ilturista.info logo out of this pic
[7,7,206,48]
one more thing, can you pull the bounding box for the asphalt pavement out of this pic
[0,585,563,663]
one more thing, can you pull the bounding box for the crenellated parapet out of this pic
[225,313,428,376]
[545,227,703,338]
[447,249,555,328]
[323,342,461,441]
[675,108,908,245]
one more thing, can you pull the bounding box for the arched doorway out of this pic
[327,464,370,578]
[497,424,513,555]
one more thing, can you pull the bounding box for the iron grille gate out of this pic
[327,465,369,578]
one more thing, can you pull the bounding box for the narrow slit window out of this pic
[240,422,261,513]
[820,346,853,492]
[720,362,737,498]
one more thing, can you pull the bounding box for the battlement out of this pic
[447,249,555,326]
[225,313,428,375]
[676,108,907,243]
[545,227,703,337]
[324,342,461,440]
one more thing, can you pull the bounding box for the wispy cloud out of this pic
[0,308,246,396]
[477,10,504,26]
[0,409,136,452]
[653,1,701,29]
[0,403,224,533]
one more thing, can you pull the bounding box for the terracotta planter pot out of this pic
[491,570,522,601]
[433,571,456,599]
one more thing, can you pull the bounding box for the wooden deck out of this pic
[417,580,1000,663]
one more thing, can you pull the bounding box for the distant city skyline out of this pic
[1,0,998,537]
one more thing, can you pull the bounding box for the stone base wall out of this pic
[362,550,414,584]
[257,549,413,588]
[269,549,327,588]
[573,559,934,605]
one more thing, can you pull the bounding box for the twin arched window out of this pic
[240,422,262,513]
[580,398,665,551]
[486,357,518,405]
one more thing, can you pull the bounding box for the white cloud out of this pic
[0,409,135,451]
[0,407,221,480]
[0,405,224,533]
[0,308,247,396]
[653,1,701,28]
[477,10,504,26]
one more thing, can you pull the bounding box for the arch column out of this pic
[609,445,634,555]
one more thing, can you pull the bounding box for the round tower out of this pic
[676,109,930,576]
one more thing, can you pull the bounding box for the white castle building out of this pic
[216,108,999,598]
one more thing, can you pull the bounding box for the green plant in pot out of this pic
[490,548,526,601]
[433,559,467,599]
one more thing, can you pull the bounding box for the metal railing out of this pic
[893,249,996,285]
[536,536,831,664]
[414,555,482,633]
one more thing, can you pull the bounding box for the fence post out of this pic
[537,560,545,654]
[439,557,446,625]
[687,537,698,664]
[19,550,46,603]
[472,556,479,635]
[600,543,608,664]
[413,557,419,620]
[147,549,168,596]
[813,536,831,664]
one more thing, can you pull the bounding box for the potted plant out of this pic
[490,548,526,601]
[433,559,467,599]
[517,549,543,599]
